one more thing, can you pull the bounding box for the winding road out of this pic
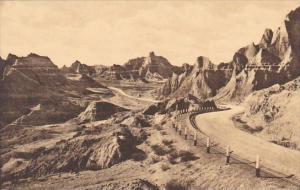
[108,87,160,103]
[194,105,300,179]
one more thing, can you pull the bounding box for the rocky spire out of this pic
[260,28,273,48]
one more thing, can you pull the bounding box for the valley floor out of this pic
[2,84,299,190]
[2,81,298,190]
[3,113,298,190]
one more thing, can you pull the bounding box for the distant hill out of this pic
[0,53,109,126]
[97,52,185,82]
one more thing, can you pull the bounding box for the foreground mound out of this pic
[77,101,129,123]
[94,179,159,190]
[1,124,139,181]
[242,77,300,150]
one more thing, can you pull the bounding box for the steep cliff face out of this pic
[284,7,300,77]
[217,8,300,102]
[158,63,193,97]
[158,7,300,102]
[158,56,232,100]
[0,57,7,80]
[0,53,68,125]
[0,53,108,126]
[0,53,67,94]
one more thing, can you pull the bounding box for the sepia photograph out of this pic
[0,0,300,189]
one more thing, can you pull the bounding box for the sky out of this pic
[0,1,299,67]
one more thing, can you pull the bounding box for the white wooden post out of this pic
[206,137,210,153]
[256,155,260,177]
[226,145,230,164]
[179,125,182,135]
[194,131,197,146]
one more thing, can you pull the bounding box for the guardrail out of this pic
[171,108,300,187]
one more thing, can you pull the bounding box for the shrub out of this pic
[151,144,168,156]
[160,131,167,136]
[168,150,198,164]
[161,163,170,171]
[153,124,163,131]
[150,155,161,164]
[178,150,198,162]
[165,179,190,190]
[162,139,173,146]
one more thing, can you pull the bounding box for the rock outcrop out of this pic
[158,56,232,100]
[1,124,139,181]
[144,94,217,115]
[61,60,96,76]
[0,53,109,126]
[0,53,68,125]
[77,101,129,123]
[159,7,300,102]
[92,65,109,75]
[99,52,182,81]
[242,76,300,149]
[92,179,159,190]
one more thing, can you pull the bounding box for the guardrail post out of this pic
[194,131,197,146]
[226,145,230,164]
[179,125,182,135]
[184,127,187,140]
[206,137,210,153]
[256,155,260,177]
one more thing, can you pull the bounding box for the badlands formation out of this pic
[1,6,300,190]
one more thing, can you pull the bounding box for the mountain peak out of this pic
[149,51,155,57]
[28,53,43,57]
[260,28,273,48]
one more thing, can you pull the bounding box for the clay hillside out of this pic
[0,53,112,126]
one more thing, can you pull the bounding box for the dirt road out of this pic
[194,105,300,179]
[108,87,160,103]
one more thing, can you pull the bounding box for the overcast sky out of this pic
[0,1,299,67]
